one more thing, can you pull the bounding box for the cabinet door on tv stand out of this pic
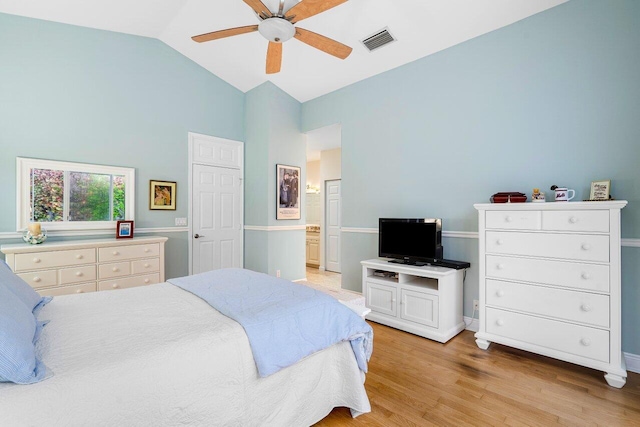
[366,282,397,317]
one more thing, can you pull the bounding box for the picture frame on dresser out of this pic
[116,220,134,239]
[590,180,611,200]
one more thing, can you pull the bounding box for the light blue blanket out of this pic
[168,268,373,377]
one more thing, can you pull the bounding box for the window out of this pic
[17,158,135,231]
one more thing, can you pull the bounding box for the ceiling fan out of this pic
[191,0,352,74]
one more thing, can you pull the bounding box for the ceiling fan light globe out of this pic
[258,17,295,43]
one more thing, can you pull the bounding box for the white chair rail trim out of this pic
[244,225,306,231]
[0,227,189,239]
[341,227,640,246]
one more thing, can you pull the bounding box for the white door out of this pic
[325,180,341,273]
[192,164,242,274]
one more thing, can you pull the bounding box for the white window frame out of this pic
[16,157,135,232]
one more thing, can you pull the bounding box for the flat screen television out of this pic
[378,218,443,265]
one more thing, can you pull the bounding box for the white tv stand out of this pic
[361,258,465,343]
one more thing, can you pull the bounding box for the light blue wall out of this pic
[301,0,640,353]
[243,82,306,280]
[0,13,245,279]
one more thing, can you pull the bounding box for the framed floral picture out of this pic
[116,220,134,239]
[276,164,301,220]
[590,180,611,200]
[150,180,176,210]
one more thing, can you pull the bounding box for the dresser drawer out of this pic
[486,211,541,230]
[99,261,131,279]
[486,231,609,262]
[131,258,160,274]
[14,248,95,272]
[17,269,58,289]
[486,308,609,363]
[542,210,609,233]
[486,255,609,292]
[99,243,160,262]
[59,265,97,285]
[99,273,160,291]
[486,279,609,327]
[38,283,96,297]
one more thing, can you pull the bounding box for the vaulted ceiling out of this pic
[0,0,567,102]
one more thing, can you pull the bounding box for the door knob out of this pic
[194,234,204,239]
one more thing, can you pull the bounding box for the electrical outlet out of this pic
[473,300,479,311]
[276,270,281,278]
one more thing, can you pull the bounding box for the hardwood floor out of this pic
[315,322,640,427]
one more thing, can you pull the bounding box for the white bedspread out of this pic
[0,283,371,426]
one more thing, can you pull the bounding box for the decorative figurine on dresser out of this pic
[474,200,628,387]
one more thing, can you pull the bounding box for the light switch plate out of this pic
[175,218,187,226]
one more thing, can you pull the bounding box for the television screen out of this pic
[379,218,442,263]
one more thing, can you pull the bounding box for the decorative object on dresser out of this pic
[1,236,167,297]
[590,180,611,201]
[22,222,47,244]
[474,201,628,387]
[149,180,176,210]
[531,188,546,203]
[116,220,134,239]
[490,192,527,203]
[361,258,465,343]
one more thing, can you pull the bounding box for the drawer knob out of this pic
[581,243,591,251]
[75,272,83,277]
[581,304,593,312]
[33,276,41,283]
[496,239,504,245]
[112,267,119,272]
[505,216,513,223]
[112,283,119,289]
[391,298,396,303]
[76,254,83,259]
[496,264,505,270]
[496,319,505,326]
[33,257,41,263]
[144,248,150,253]
[496,290,505,297]
[569,216,578,224]
[144,278,150,283]
[76,289,83,294]
[112,251,119,256]
[144,263,150,268]
[580,338,591,346]
[581,272,591,280]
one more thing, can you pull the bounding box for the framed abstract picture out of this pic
[150,180,176,210]
[276,164,301,220]
[116,220,134,239]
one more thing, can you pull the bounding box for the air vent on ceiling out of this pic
[361,27,396,52]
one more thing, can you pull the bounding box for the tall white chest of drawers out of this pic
[474,201,627,388]
[1,237,168,297]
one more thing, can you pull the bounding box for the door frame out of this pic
[188,132,244,275]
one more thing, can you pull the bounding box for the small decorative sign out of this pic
[590,180,611,201]
[150,180,177,210]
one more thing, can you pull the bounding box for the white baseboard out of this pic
[464,316,640,374]
[464,316,479,332]
[624,352,640,374]
[292,278,306,283]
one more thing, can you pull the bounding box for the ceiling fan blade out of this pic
[192,25,259,43]
[266,42,282,74]
[286,0,347,23]
[294,27,352,59]
[243,0,272,18]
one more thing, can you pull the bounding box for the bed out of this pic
[0,270,372,426]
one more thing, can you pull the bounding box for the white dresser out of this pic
[1,237,168,297]
[474,201,627,388]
